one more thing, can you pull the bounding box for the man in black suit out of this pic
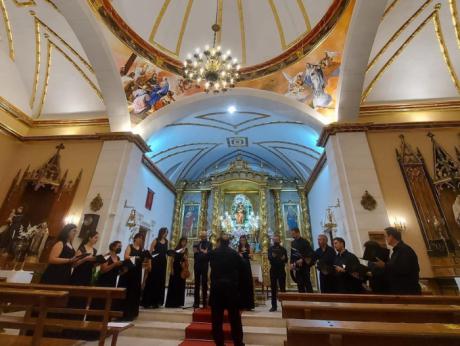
[193,231,212,308]
[333,237,363,294]
[268,234,287,312]
[210,235,245,346]
[290,227,314,293]
[314,234,336,293]
[375,227,421,295]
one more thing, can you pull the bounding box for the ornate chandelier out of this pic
[183,6,240,93]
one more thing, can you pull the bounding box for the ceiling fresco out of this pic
[99,0,353,126]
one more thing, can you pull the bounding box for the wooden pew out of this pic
[0,282,131,346]
[278,292,460,305]
[0,335,85,346]
[0,287,70,346]
[282,301,460,323]
[286,319,460,346]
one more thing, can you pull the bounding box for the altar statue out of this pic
[235,203,246,225]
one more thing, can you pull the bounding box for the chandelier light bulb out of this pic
[187,53,192,59]
[226,50,231,56]
[205,44,210,51]
[233,58,237,63]
[217,46,221,51]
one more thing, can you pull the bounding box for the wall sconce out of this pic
[393,217,407,232]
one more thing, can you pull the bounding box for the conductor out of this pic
[210,234,245,346]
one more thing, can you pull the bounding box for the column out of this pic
[199,190,209,234]
[260,187,269,285]
[79,140,140,249]
[325,132,390,256]
[271,189,283,237]
[170,183,185,249]
[210,186,221,247]
[298,185,313,244]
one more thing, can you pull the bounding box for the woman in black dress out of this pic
[118,233,144,320]
[40,224,78,285]
[70,230,99,286]
[165,237,189,308]
[238,235,255,310]
[97,240,123,287]
[142,227,169,308]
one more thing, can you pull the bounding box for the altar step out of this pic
[123,307,286,345]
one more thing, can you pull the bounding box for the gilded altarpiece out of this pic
[171,157,315,290]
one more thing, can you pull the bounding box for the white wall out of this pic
[79,140,175,254]
[111,147,175,251]
[308,163,348,249]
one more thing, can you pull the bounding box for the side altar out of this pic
[170,157,315,288]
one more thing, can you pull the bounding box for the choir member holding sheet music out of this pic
[40,224,78,285]
[70,230,102,286]
[118,233,145,321]
[97,240,123,288]
[142,227,169,309]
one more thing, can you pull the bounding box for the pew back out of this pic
[286,319,460,346]
[278,292,460,304]
[282,301,460,323]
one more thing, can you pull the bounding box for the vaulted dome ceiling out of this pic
[105,0,342,72]
[0,0,105,119]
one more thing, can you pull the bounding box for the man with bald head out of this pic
[314,234,336,293]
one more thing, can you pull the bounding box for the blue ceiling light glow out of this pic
[227,105,236,114]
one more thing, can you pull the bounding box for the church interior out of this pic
[1,0,460,345]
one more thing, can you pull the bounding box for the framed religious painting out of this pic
[282,202,301,240]
[78,213,100,239]
[180,203,200,239]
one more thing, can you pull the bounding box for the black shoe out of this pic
[269,307,277,312]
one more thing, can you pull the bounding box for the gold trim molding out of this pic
[0,0,15,60]
[318,120,460,147]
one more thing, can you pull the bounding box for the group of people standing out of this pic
[39,224,257,322]
[267,226,422,312]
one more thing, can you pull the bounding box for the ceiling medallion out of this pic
[183,7,240,94]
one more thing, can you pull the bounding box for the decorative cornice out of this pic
[0,128,150,153]
[305,152,327,193]
[0,95,109,128]
[360,99,460,115]
[318,121,460,147]
[142,155,176,195]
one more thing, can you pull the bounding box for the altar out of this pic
[170,157,315,288]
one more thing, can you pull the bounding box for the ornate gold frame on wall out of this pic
[88,0,350,81]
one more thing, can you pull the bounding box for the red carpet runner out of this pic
[179,308,234,346]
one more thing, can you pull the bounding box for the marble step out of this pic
[124,320,286,346]
[138,308,285,328]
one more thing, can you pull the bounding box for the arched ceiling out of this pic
[0,0,106,119]
[108,0,335,68]
[144,91,323,183]
[362,0,460,104]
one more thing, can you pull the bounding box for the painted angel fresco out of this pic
[282,52,340,108]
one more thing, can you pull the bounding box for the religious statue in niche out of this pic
[0,143,82,263]
[0,206,27,255]
[282,202,301,239]
[234,202,246,225]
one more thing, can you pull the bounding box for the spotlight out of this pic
[227,105,236,114]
